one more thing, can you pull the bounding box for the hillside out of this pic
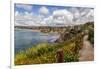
[15,22,94,65]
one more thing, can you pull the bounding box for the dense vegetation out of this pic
[15,22,94,65]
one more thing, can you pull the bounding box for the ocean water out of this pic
[14,29,59,53]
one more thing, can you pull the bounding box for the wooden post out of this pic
[56,49,64,63]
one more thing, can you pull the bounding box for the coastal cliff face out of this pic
[55,28,80,43]
[15,22,94,65]
[55,22,94,44]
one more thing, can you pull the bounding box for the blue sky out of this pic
[14,3,94,26]
[15,4,71,15]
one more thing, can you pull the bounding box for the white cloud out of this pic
[15,7,94,27]
[85,9,94,22]
[79,8,94,23]
[42,9,74,26]
[69,8,80,22]
[80,8,90,16]
[53,9,73,24]
[68,8,94,25]
[15,11,44,26]
[15,11,19,16]
[16,4,33,11]
[39,6,49,15]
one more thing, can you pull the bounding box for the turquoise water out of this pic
[15,29,59,53]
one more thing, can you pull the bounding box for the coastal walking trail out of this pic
[79,34,94,61]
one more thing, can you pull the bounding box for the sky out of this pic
[14,3,94,26]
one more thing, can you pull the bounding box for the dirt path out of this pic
[79,34,94,61]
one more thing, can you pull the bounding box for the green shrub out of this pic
[15,22,94,65]
[64,53,78,62]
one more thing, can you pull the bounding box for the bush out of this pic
[15,22,94,65]
[64,53,78,62]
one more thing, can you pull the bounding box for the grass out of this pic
[15,22,94,65]
[15,33,83,65]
